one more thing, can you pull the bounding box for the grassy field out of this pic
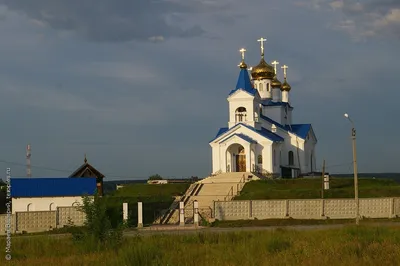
[2,225,400,265]
[235,177,400,200]
[104,183,190,226]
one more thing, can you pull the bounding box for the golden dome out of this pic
[238,60,248,69]
[251,58,275,80]
[271,76,282,88]
[281,79,291,91]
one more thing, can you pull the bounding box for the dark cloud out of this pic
[0,0,232,42]
[329,0,400,38]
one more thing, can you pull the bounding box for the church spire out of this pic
[281,64,291,103]
[251,37,274,80]
[281,64,292,92]
[238,48,248,69]
[257,37,267,58]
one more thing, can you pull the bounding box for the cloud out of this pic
[0,0,230,42]
[328,0,400,39]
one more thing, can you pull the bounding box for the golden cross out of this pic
[271,60,279,75]
[239,48,246,61]
[281,65,288,79]
[257,37,267,56]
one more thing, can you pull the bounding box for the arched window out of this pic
[288,151,294,166]
[259,83,263,91]
[235,107,247,122]
[257,155,262,164]
[273,150,276,166]
[49,203,56,211]
[267,83,270,92]
[27,203,32,212]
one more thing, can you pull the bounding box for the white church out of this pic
[209,38,317,178]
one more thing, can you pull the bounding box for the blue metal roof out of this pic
[285,124,312,139]
[11,177,97,198]
[261,99,293,109]
[219,133,257,144]
[258,127,285,142]
[259,114,312,140]
[210,123,284,143]
[229,68,258,96]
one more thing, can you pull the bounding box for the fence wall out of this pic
[0,206,86,235]
[214,198,400,220]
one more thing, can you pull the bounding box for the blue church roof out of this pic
[10,177,97,198]
[210,123,284,143]
[258,127,285,142]
[285,124,312,139]
[261,99,293,109]
[260,114,312,139]
[229,68,258,96]
[219,133,257,144]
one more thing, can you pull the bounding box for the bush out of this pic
[148,174,163,180]
[72,193,125,251]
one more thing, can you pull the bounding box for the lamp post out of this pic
[344,113,359,225]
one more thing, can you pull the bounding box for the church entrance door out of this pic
[236,147,246,172]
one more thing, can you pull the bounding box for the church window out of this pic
[267,83,270,92]
[235,107,247,122]
[273,150,276,166]
[257,155,262,164]
[288,151,294,166]
[259,83,263,91]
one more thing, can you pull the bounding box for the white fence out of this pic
[0,206,86,235]
[214,198,400,220]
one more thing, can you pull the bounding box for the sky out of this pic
[0,0,399,180]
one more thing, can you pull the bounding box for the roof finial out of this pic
[257,37,267,58]
[84,153,87,163]
[271,60,280,76]
[238,48,248,69]
[281,65,288,80]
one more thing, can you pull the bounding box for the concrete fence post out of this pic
[285,200,290,217]
[137,202,143,228]
[179,201,185,226]
[123,203,128,224]
[193,200,199,227]
[390,198,394,218]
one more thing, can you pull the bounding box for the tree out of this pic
[148,174,163,180]
[72,191,124,251]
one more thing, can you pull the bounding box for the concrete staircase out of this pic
[156,172,257,225]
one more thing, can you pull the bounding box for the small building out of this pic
[10,177,96,214]
[69,155,105,196]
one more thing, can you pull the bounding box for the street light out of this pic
[344,113,359,225]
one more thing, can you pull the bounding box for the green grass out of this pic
[235,177,400,200]
[104,183,190,227]
[2,225,400,265]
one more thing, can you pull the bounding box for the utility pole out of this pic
[344,113,359,225]
[352,127,359,225]
[321,159,325,199]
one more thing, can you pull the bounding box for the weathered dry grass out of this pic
[2,225,400,266]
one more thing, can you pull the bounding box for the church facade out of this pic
[209,39,317,178]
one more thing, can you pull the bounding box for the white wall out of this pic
[12,196,84,214]
[254,79,272,99]
[211,125,274,173]
[228,91,261,129]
